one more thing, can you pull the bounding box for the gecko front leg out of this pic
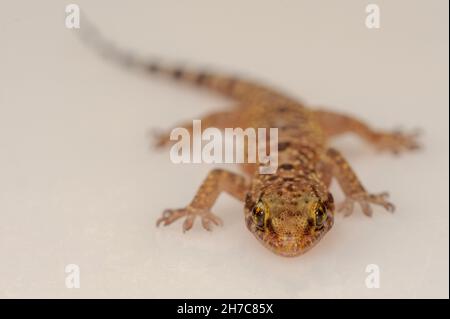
[157,169,250,232]
[323,148,395,216]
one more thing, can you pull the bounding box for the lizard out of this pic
[79,21,420,257]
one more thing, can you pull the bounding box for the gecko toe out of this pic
[337,199,354,217]
[359,201,373,217]
[384,202,396,213]
[338,191,395,216]
[151,128,170,149]
[201,214,223,231]
[182,214,195,233]
[156,209,172,226]
[376,130,422,154]
[201,217,213,231]
[157,208,188,227]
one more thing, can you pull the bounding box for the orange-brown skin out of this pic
[81,24,419,257]
[147,64,419,257]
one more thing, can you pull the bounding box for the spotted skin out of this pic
[83,32,419,256]
[145,63,420,257]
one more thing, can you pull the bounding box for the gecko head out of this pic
[244,182,334,257]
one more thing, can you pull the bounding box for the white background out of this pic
[0,0,448,298]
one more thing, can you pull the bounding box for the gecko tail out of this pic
[76,14,278,102]
[77,14,163,76]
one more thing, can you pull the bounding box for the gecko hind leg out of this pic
[153,108,240,148]
[314,109,420,154]
[157,169,249,232]
[323,148,395,217]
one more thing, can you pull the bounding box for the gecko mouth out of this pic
[246,214,334,256]
[259,235,319,257]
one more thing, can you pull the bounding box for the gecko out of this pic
[80,22,420,257]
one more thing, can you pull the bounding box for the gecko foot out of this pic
[337,192,395,217]
[156,206,223,232]
[151,128,170,149]
[374,130,421,154]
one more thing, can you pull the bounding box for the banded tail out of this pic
[77,15,283,102]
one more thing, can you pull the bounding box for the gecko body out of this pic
[81,27,419,256]
[149,64,418,257]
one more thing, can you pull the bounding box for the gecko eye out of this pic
[315,205,327,228]
[252,201,266,229]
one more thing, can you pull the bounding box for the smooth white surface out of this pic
[0,0,448,298]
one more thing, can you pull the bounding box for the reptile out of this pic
[80,21,420,257]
